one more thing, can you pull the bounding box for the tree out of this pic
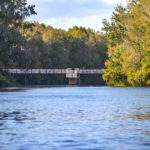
[102,0,150,87]
[0,0,36,85]
[0,0,36,67]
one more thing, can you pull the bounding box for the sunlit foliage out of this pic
[103,0,150,87]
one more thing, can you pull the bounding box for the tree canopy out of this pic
[102,0,150,87]
[23,23,107,69]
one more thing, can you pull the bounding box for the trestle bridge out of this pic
[3,68,104,85]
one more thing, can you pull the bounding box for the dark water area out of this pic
[0,87,150,150]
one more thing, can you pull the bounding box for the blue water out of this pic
[0,87,150,150]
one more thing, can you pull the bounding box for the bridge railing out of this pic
[79,69,104,74]
[2,69,66,74]
[2,69,104,74]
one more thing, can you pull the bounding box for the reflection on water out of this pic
[0,87,150,150]
[127,107,150,121]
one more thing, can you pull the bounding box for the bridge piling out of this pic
[68,78,78,85]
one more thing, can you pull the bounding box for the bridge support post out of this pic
[68,78,78,85]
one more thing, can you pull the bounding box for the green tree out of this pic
[0,0,36,85]
[103,0,150,87]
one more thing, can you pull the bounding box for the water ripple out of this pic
[0,87,150,150]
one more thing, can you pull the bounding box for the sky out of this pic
[27,0,127,31]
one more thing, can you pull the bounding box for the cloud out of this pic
[27,0,54,2]
[28,0,127,5]
[101,0,127,5]
[39,14,111,31]
[78,0,126,4]
[27,0,127,30]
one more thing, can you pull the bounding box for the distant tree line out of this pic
[21,23,107,69]
[0,0,107,86]
[102,0,150,87]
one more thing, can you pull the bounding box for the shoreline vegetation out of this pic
[102,0,150,87]
[0,0,150,87]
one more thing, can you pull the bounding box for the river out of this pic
[0,87,150,150]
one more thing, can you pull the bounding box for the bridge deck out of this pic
[2,69,104,74]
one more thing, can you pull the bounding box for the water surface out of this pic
[0,87,150,150]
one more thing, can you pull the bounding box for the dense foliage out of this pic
[0,0,36,86]
[22,24,107,69]
[0,0,107,86]
[102,0,150,87]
